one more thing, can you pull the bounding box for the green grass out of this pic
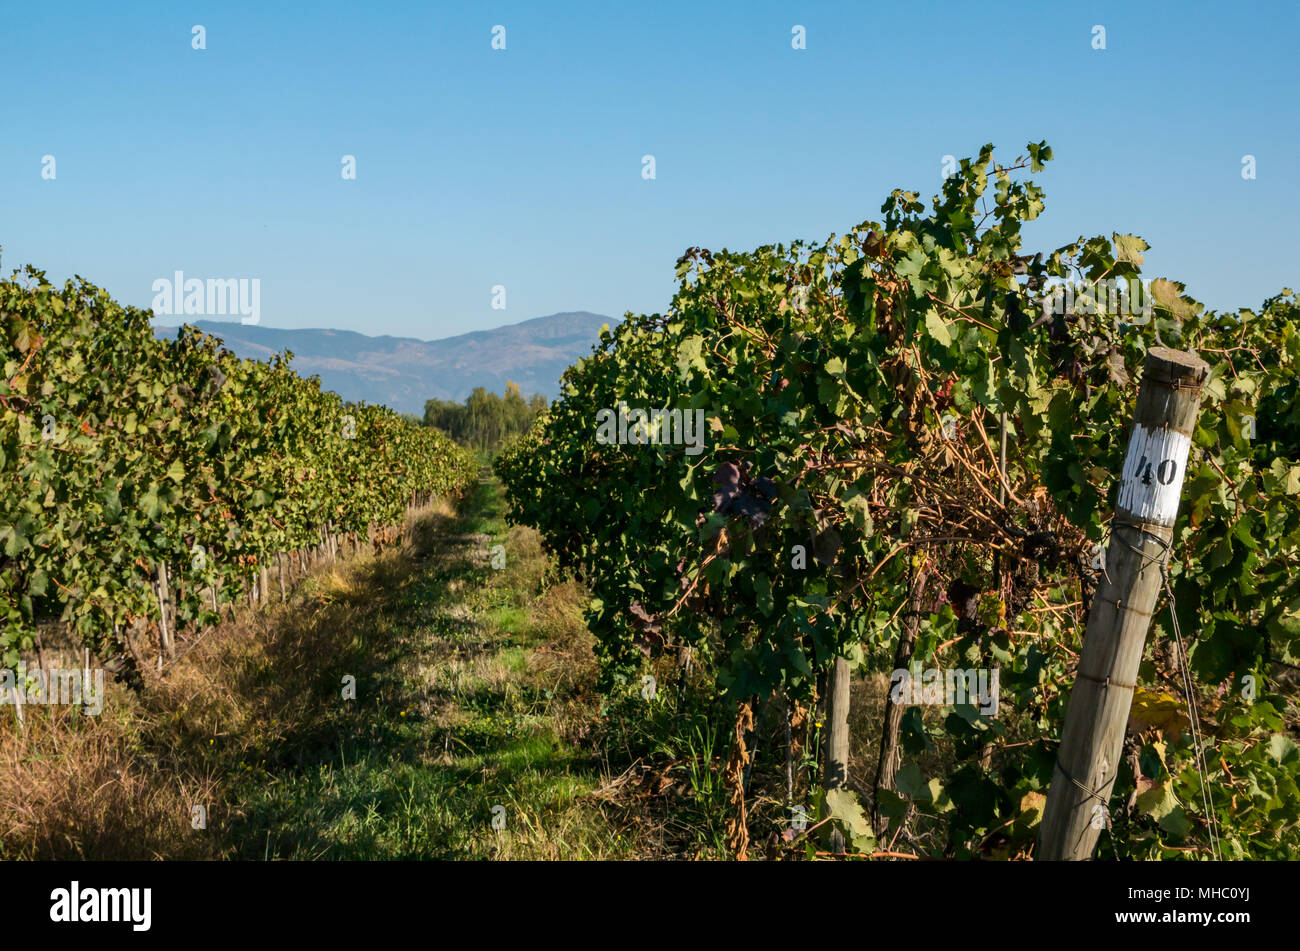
[211,478,640,860]
[2,476,736,861]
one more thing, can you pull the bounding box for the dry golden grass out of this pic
[0,508,443,860]
[0,484,683,861]
[0,705,220,860]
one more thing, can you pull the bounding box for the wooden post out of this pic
[822,655,851,853]
[873,566,929,834]
[175,567,185,641]
[156,563,174,663]
[1039,347,1209,860]
[12,672,23,729]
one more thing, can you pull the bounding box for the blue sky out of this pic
[2,1,1296,340]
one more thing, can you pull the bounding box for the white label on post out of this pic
[1115,424,1192,525]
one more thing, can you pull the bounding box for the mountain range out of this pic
[151,311,616,415]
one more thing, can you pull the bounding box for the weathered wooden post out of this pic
[1039,347,1209,860]
[824,658,851,787]
[155,563,174,665]
[259,557,271,606]
[823,655,851,853]
[873,567,930,834]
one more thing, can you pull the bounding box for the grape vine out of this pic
[496,143,1300,858]
[1,268,477,685]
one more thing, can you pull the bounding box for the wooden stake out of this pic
[12,674,23,729]
[823,656,851,853]
[1039,347,1209,860]
[873,566,929,834]
[175,567,185,643]
[156,563,174,663]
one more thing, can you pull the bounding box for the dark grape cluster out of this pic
[711,461,778,528]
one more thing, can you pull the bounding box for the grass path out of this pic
[218,477,643,859]
[3,477,726,860]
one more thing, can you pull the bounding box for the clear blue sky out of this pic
[2,1,1296,340]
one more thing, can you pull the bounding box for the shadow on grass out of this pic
[0,479,639,860]
[208,479,622,860]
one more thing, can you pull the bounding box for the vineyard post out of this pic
[175,567,185,640]
[156,563,173,663]
[1039,347,1209,860]
[823,658,852,852]
[823,662,851,772]
[873,565,929,834]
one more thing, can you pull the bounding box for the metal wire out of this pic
[1161,564,1222,861]
[1053,757,1118,858]
[1112,520,1174,572]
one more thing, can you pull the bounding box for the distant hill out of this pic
[151,312,616,415]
